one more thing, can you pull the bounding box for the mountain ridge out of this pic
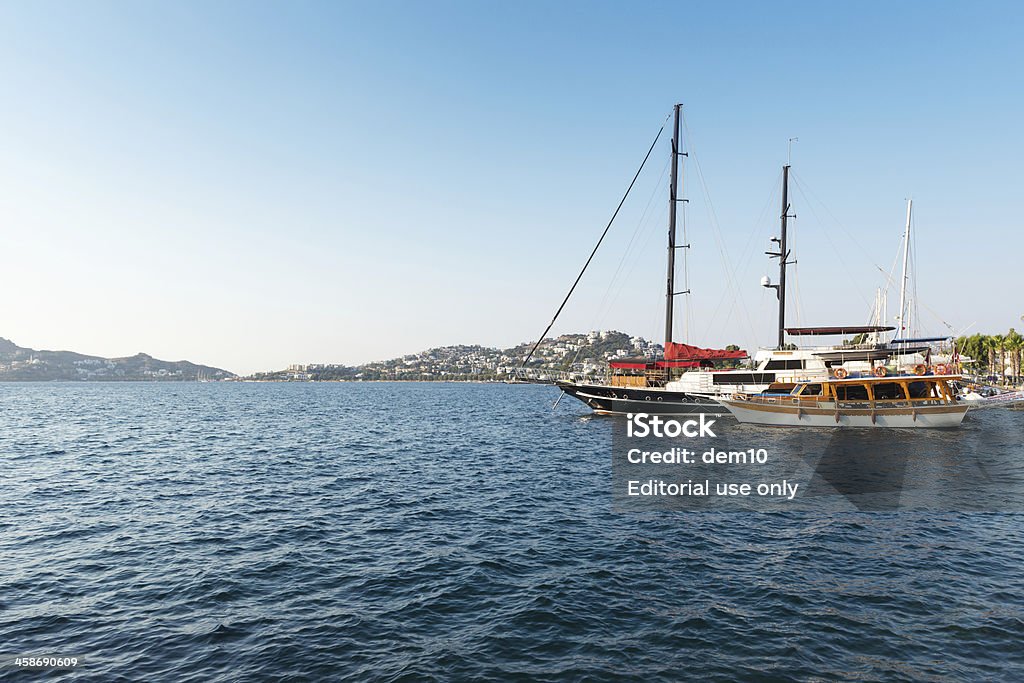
[0,338,236,381]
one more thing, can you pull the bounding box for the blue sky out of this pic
[0,1,1021,373]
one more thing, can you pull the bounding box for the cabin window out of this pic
[872,382,904,400]
[907,381,930,399]
[765,360,805,370]
[799,383,822,396]
[834,383,869,400]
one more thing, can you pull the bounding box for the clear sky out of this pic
[0,1,1021,374]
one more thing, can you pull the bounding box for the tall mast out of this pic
[664,103,683,349]
[768,165,793,349]
[896,198,912,339]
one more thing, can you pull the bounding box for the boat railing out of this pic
[511,367,593,384]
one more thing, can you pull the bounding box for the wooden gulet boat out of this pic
[718,372,968,428]
[525,104,748,415]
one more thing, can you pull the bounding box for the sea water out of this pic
[2,382,1023,680]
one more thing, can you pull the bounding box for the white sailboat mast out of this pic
[870,287,882,344]
[896,199,912,339]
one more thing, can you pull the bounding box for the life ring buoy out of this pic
[912,364,927,376]
[934,363,951,375]
[873,366,888,377]
[833,368,849,379]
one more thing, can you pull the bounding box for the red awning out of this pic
[665,342,747,361]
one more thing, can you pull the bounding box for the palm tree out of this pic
[1000,334,1010,383]
[987,334,1004,381]
[1006,328,1024,384]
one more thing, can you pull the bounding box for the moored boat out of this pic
[555,351,741,415]
[527,104,744,414]
[552,332,921,415]
[718,372,968,428]
[530,105,934,415]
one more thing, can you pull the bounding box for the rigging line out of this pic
[911,209,921,336]
[790,169,887,274]
[682,119,758,346]
[788,217,804,327]
[785,209,799,327]
[919,298,958,336]
[880,234,903,298]
[791,260,800,326]
[566,338,587,372]
[793,262,807,327]
[878,232,905,293]
[675,123,693,345]
[702,170,783,344]
[790,177,873,311]
[680,112,759,346]
[596,164,672,328]
[909,254,954,337]
[592,156,670,324]
[688,159,758,347]
[599,200,665,328]
[722,171,781,308]
[681,189,692,343]
[522,122,666,366]
[876,231,905,332]
[595,217,665,335]
[793,168,904,295]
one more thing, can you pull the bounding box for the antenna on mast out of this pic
[788,137,799,165]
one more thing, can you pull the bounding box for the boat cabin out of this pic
[608,359,706,388]
[777,375,958,407]
[608,342,747,388]
[723,372,967,428]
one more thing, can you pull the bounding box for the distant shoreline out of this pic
[0,378,545,385]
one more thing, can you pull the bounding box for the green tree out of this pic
[1006,328,1023,382]
[720,344,744,369]
[846,332,869,345]
[988,334,1005,379]
[956,333,987,370]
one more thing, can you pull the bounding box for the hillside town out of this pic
[0,337,234,381]
[248,331,663,381]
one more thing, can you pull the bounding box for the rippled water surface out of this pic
[3,382,1024,681]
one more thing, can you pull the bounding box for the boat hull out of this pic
[719,399,968,428]
[555,381,723,415]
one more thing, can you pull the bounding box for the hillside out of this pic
[0,338,236,381]
[249,331,664,381]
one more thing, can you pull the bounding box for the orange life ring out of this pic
[934,363,950,375]
[833,367,849,379]
[912,364,927,375]
[873,366,888,377]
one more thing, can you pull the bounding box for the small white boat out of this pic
[959,387,1024,409]
[718,372,968,428]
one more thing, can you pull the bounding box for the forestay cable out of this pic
[521,121,666,366]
